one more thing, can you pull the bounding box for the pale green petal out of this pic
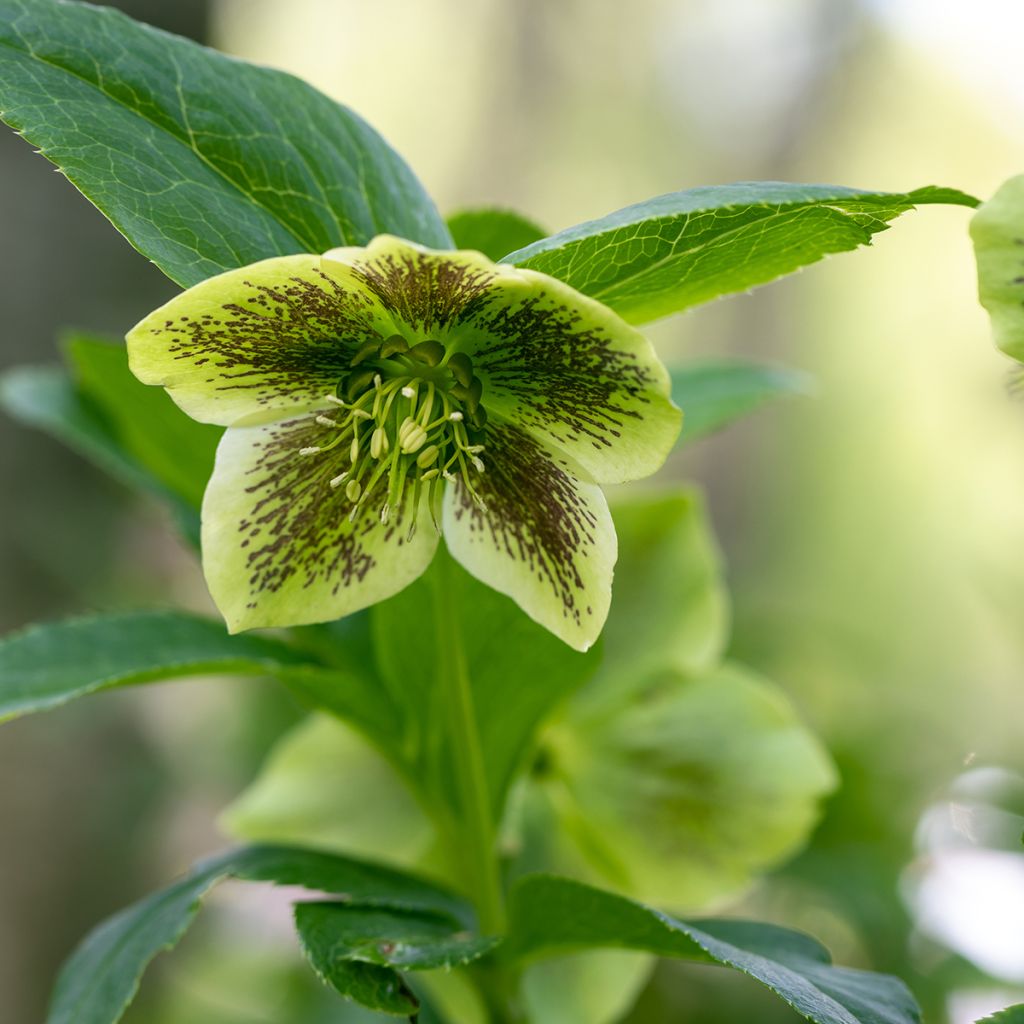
[203,415,439,632]
[442,421,615,652]
[972,174,1024,361]
[323,236,681,484]
[221,714,434,869]
[526,663,836,911]
[460,266,680,484]
[127,254,397,426]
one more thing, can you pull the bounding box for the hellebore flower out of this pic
[126,236,679,649]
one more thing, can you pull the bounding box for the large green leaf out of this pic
[49,845,471,1024]
[0,363,202,544]
[670,358,813,446]
[0,0,450,288]
[971,174,1024,361]
[446,207,547,261]
[65,334,220,509]
[295,902,497,1017]
[505,875,921,1024]
[0,610,313,722]
[504,182,978,324]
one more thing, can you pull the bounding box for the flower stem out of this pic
[430,549,506,937]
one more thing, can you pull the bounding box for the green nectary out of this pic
[300,334,490,533]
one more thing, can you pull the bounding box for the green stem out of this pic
[430,551,506,937]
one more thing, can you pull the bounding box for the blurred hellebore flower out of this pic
[126,236,679,649]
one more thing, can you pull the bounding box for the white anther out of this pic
[472,456,485,473]
[325,394,346,406]
[373,374,383,389]
[315,415,339,427]
[352,409,373,420]
[380,503,391,524]
[370,426,390,460]
[449,411,463,422]
[299,446,321,455]
[401,385,416,399]
[398,416,427,454]
[466,444,484,454]
[443,470,457,482]
[329,472,348,489]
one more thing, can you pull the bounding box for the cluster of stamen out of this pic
[299,333,488,534]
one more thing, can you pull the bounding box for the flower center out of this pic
[299,333,488,532]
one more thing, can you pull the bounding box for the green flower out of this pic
[126,236,679,649]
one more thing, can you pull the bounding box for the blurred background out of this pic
[2,0,1024,1021]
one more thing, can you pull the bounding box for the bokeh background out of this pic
[2,0,1024,1021]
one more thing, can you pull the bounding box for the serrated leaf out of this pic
[977,1008,1024,1023]
[504,182,978,324]
[0,363,202,544]
[0,0,450,288]
[48,845,471,1024]
[296,902,497,971]
[971,174,1024,362]
[65,334,220,509]
[670,358,813,445]
[446,207,547,261]
[505,875,921,1024]
[0,610,310,722]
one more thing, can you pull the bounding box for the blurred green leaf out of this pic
[223,714,436,872]
[0,0,450,289]
[670,359,813,446]
[504,183,978,324]
[65,334,220,509]
[49,845,471,1024]
[523,662,836,911]
[978,1008,1024,1023]
[0,363,201,544]
[505,875,922,1024]
[446,208,547,261]
[520,951,653,1024]
[601,489,728,685]
[0,610,310,722]
[971,174,1024,362]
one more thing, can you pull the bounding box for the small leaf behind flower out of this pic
[670,358,814,446]
[446,207,547,261]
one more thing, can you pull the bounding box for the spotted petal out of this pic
[127,254,401,427]
[442,421,615,651]
[322,237,681,484]
[203,415,438,631]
